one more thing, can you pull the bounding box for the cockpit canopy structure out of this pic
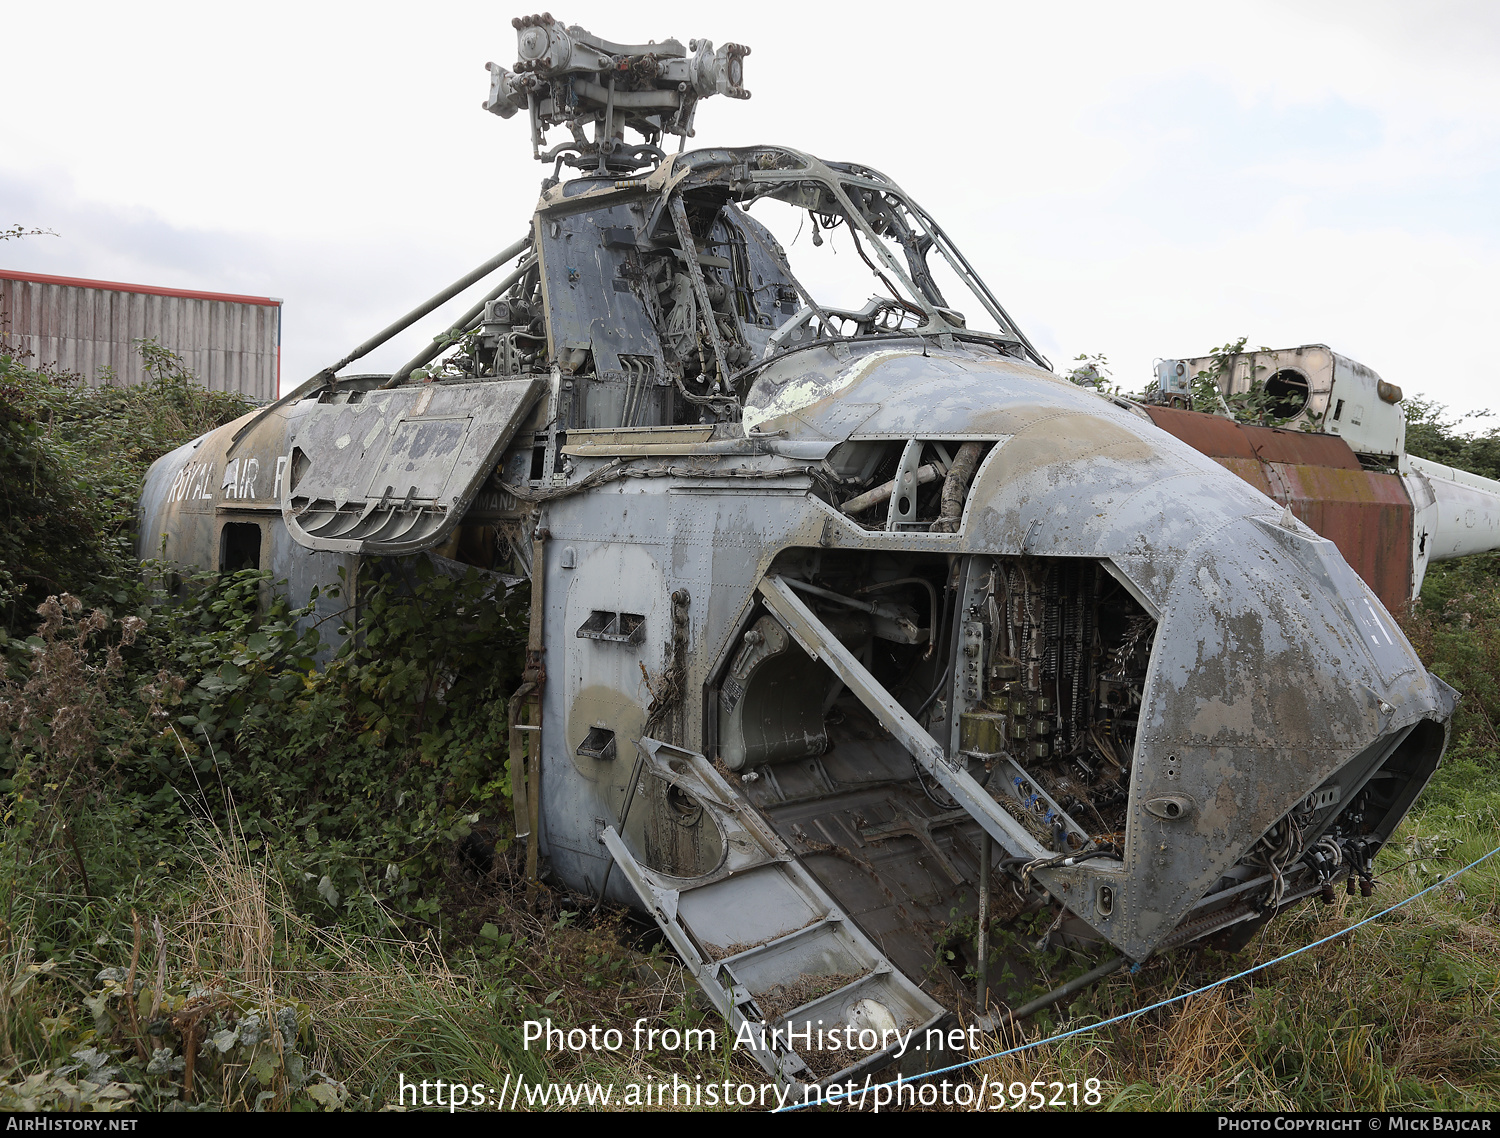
[505,145,1050,434]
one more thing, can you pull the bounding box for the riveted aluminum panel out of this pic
[733,345,1448,958]
[282,376,544,555]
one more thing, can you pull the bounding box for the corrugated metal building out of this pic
[0,269,281,402]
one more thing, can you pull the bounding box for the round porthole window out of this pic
[1265,369,1310,418]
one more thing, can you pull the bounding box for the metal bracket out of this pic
[886,438,923,531]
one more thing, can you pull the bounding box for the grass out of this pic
[3,593,1498,1113]
[953,743,1500,1113]
[0,798,755,1111]
[2,349,1499,1110]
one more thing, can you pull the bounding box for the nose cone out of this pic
[1115,514,1436,956]
[950,367,1450,958]
[749,344,1452,958]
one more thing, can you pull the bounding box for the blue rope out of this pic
[773,842,1500,1112]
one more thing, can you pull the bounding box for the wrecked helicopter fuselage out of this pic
[137,17,1456,1088]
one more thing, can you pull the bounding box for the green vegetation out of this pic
[1064,353,1118,395]
[1405,398,1500,481]
[0,335,252,628]
[1070,338,1301,421]
[1,336,1497,1111]
[1183,337,1306,426]
[0,564,723,1108]
[0,345,735,1110]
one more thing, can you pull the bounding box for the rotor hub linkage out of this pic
[485,14,749,171]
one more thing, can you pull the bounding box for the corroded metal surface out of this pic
[1145,405,1414,610]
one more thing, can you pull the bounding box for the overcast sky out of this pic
[3,0,1498,422]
